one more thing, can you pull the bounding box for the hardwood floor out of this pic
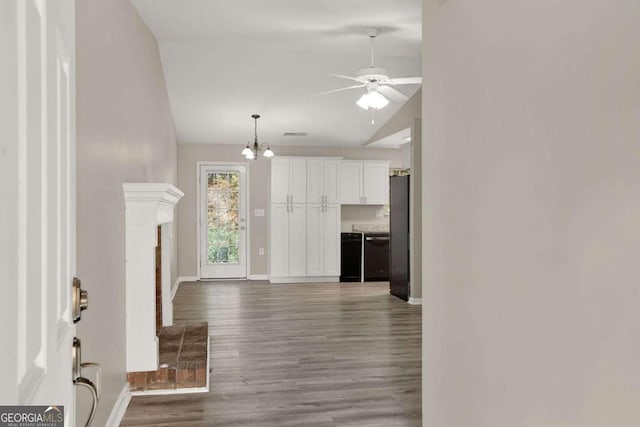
[121,281,422,427]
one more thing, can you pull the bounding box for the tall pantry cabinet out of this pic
[270,158,307,278]
[306,159,341,277]
[270,157,341,282]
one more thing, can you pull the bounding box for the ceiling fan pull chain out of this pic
[371,108,375,125]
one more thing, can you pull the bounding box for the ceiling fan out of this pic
[316,29,422,110]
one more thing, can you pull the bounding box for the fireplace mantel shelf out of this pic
[123,183,184,205]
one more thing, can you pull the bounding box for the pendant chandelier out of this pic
[242,114,274,160]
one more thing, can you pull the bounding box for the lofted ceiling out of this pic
[131,0,422,147]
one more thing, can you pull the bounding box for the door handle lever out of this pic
[74,377,98,427]
[73,337,100,427]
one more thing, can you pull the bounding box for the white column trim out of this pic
[123,183,183,372]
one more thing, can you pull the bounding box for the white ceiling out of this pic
[132,0,422,147]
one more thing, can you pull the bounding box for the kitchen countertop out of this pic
[352,223,390,233]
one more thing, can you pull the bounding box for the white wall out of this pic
[368,89,422,144]
[178,143,402,277]
[422,0,640,426]
[75,0,178,424]
[409,118,422,300]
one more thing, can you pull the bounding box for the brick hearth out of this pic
[127,322,208,392]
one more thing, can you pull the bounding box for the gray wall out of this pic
[177,143,402,277]
[75,0,177,424]
[422,0,640,426]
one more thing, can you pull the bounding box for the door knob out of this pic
[72,278,89,323]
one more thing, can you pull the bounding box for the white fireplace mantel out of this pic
[123,183,184,372]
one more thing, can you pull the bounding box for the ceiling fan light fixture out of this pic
[357,91,389,110]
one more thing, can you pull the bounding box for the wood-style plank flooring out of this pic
[121,281,422,426]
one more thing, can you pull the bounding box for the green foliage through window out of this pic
[207,172,240,264]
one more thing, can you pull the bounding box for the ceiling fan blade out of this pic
[330,74,362,82]
[312,84,366,97]
[378,85,409,102]
[388,77,422,85]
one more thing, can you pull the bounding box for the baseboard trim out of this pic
[269,276,340,284]
[408,297,422,305]
[248,274,268,280]
[172,276,199,300]
[105,383,131,427]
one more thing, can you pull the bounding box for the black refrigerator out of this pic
[390,175,410,301]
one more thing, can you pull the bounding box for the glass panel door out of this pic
[200,165,247,278]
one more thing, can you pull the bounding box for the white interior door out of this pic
[200,164,248,278]
[0,0,76,423]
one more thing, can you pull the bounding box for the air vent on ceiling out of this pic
[284,132,308,137]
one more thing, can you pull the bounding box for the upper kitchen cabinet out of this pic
[339,160,390,205]
[307,159,341,204]
[271,158,307,204]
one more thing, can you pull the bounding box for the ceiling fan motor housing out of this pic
[357,67,389,83]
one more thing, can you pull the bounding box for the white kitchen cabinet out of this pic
[306,203,340,276]
[338,160,389,205]
[270,204,289,277]
[270,203,307,278]
[270,158,307,204]
[338,161,363,204]
[307,158,341,204]
[363,162,390,204]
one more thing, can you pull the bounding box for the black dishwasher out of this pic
[340,233,363,282]
[364,233,390,282]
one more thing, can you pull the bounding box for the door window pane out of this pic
[207,172,240,264]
